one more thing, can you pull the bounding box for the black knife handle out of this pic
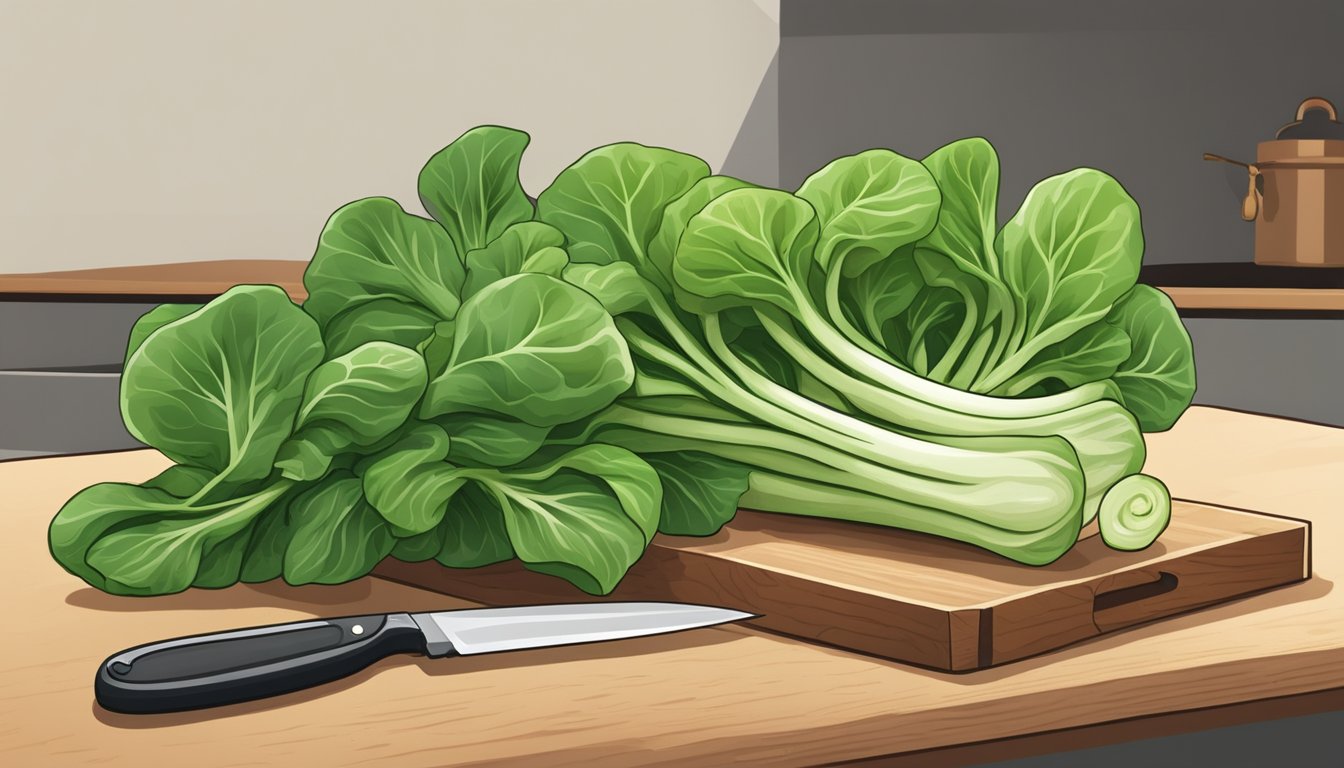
[95,613,429,714]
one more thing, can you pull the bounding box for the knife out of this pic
[95,602,754,715]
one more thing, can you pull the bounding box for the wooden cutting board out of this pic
[373,500,1310,672]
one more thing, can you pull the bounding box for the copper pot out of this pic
[1206,97,1344,267]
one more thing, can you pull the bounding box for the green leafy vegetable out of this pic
[646,452,752,536]
[283,474,395,585]
[797,148,941,276]
[1105,285,1197,431]
[436,413,550,467]
[361,423,463,536]
[483,445,660,594]
[303,197,464,334]
[647,175,757,291]
[55,477,295,595]
[980,169,1143,392]
[418,125,535,253]
[274,341,428,481]
[121,285,323,486]
[432,483,515,568]
[674,188,820,318]
[420,273,633,427]
[537,143,709,266]
[462,221,569,299]
[52,128,1198,602]
[321,299,440,359]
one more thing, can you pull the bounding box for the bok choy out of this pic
[49,127,1195,598]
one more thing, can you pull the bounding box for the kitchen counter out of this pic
[0,260,309,301]
[6,260,1344,313]
[2,406,1342,767]
[1159,286,1344,313]
[1140,263,1344,314]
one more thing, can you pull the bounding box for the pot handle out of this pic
[1296,97,1337,122]
[1203,153,1261,221]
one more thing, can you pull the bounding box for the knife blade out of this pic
[94,602,755,715]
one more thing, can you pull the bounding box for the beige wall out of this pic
[0,0,779,273]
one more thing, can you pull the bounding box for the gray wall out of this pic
[779,0,1344,265]
[779,0,1344,426]
[0,0,779,274]
[1184,317,1343,426]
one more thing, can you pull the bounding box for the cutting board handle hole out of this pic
[1093,571,1179,612]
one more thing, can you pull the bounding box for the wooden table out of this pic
[2,406,1341,767]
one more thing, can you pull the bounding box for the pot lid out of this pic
[1274,97,1344,140]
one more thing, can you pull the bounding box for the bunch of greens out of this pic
[49,127,656,596]
[542,138,1193,563]
[49,126,1195,598]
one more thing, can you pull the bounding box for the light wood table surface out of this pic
[2,406,1341,766]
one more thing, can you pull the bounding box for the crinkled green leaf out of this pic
[193,525,255,589]
[647,175,756,290]
[121,285,323,483]
[434,483,515,568]
[321,298,438,359]
[271,430,343,484]
[647,452,750,536]
[239,499,294,583]
[303,197,464,328]
[140,465,215,497]
[797,149,940,276]
[361,423,465,536]
[274,342,428,481]
[420,274,633,427]
[68,479,293,595]
[917,138,1002,282]
[981,169,1143,390]
[290,342,427,440]
[462,221,568,299]
[418,126,534,253]
[1105,285,1197,431]
[283,475,394,585]
[673,188,820,319]
[537,143,709,266]
[437,413,551,467]
[417,319,457,377]
[993,321,1132,397]
[482,445,660,594]
[563,261,663,318]
[390,526,446,563]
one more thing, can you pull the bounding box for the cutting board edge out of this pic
[657,499,1312,614]
[370,501,1313,673]
[982,520,1312,667]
